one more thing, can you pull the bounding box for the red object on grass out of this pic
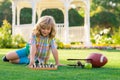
[86,53,108,68]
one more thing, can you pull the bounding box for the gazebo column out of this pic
[12,1,16,27]
[64,4,69,43]
[84,0,91,47]
[17,6,21,26]
[31,1,36,27]
[11,1,16,35]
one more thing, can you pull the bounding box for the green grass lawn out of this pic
[0,48,120,80]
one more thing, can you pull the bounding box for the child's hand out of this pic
[28,64,33,68]
[29,58,34,67]
[28,61,34,68]
[56,63,64,66]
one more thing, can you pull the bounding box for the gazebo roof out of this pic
[11,0,89,9]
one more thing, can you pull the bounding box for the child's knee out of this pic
[6,52,18,59]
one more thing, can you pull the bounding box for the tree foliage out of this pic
[69,9,84,26]
[91,11,118,28]
[90,0,120,28]
[0,19,12,48]
[0,0,12,26]
[0,20,26,48]
[41,9,64,23]
[20,8,32,24]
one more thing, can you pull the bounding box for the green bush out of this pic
[90,27,120,45]
[0,20,12,48]
[0,20,26,48]
[12,34,26,48]
[112,27,120,44]
[55,38,64,49]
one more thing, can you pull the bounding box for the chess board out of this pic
[30,63,58,70]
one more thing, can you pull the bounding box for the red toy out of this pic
[86,53,108,68]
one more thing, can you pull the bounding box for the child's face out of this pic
[40,26,51,37]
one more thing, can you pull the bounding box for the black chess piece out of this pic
[35,60,39,67]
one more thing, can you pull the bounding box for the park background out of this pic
[0,0,120,49]
[0,0,120,80]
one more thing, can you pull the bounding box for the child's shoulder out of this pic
[31,33,37,38]
[31,32,36,36]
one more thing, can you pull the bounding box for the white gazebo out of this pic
[11,0,91,47]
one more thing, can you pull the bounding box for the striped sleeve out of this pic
[28,34,37,45]
[50,39,57,49]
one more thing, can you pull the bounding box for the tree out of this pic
[41,8,84,26]
[0,0,12,26]
[91,11,118,28]
[41,9,64,23]
[20,8,32,24]
[69,9,84,26]
[91,0,120,27]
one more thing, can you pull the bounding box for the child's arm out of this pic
[28,45,36,67]
[51,48,60,66]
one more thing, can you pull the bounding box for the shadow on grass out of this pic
[98,49,120,52]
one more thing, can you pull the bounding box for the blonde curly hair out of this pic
[32,16,56,39]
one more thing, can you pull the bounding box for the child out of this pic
[2,16,61,67]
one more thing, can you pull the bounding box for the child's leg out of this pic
[2,51,19,62]
[19,57,30,64]
[9,58,20,63]
[14,48,29,64]
[10,57,30,64]
[6,51,19,60]
[3,48,29,64]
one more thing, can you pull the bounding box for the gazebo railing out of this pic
[12,24,84,43]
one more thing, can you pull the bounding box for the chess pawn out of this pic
[52,65,55,68]
[42,64,44,68]
[44,64,48,68]
[35,59,39,63]
[50,64,54,68]
[33,63,36,68]
[37,63,40,68]
[36,63,39,67]
[47,64,50,68]
[38,63,41,68]
[54,65,57,68]
[40,62,44,68]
